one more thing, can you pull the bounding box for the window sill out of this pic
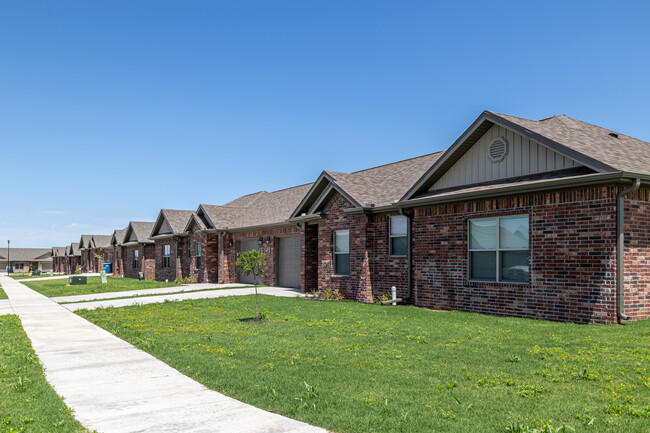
[332,274,350,278]
[467,279,530,286]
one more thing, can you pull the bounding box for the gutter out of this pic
[616,178,641,323]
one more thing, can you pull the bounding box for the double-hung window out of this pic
[163,244,171,268]
[333,230,350,275]
[133,249,139,269]
[468,215,529,282]
[196,242,202,268]
[389,216,407,256]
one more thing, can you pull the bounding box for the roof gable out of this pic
[429,123,585,192]
[151,209,194,237]
[401,111,633,200]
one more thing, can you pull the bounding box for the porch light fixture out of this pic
[258,238,263,246]
[228,240,233,248]
[265,237,271,244]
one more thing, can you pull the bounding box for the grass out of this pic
[59,286,251,304]
[0,315,88,432]
[77,296,650,433]
[0,286,6,300]
[10,273,61,280]
[23,277,182,298]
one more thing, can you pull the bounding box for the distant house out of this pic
[51,247,67,273]
[66,243,81,274]
[111,227,128,277]
[121,221,156,279]
[0,248,53,273]
[150,209,196,281]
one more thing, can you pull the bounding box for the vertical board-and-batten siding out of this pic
[431,124,583,190]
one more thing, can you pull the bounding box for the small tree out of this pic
[236,250,266,320]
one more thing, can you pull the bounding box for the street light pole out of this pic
[7,240,10,273]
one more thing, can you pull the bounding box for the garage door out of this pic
[278,236,300,288]
[237,239,259,284]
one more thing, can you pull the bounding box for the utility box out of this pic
[33,270,41,276]
[69,276,87,285]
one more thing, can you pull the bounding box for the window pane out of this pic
[335,254,349,275]
[390,216,407,236]
[501,251,529,282]
[470,251,496,280]
[469,219,496,249]
[197,243,201,256]
[390,236,407,256]
[500,216,529,249]
[334,231,349,253]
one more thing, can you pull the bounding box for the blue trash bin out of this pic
[102,263,112,274]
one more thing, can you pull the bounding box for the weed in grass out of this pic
[509,354,522,362]
[12,376,30,392]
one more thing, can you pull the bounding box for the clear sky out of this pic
[2,0,649,248]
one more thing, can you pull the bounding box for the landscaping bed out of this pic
[23,276,182,298]
[77,296,650,432]
[0,315,88,432]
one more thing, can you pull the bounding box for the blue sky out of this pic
[2,0,650,247]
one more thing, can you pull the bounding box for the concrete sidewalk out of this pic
[8,272,100,282]
[0,299,12,315]
[63,286,303,312]
[52,282,253,304]
[0,275,326,433]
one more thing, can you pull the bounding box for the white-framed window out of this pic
[333,230,350,275]
[163,244,171,268]
[468,215,529,282]
[389,215,407,256]
[133,249,139,269]
[196,242,202,268]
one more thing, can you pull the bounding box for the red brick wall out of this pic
[317,193,373,302]
[221,226,303,287]
[624,188,650,321]
[154,239,179,282]
[113,246,125,277]
[412,186,618,324]
[369,213,410,300]
[301,223,319,292]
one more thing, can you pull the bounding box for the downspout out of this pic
[399,208,414,303]
[616,178,641,323]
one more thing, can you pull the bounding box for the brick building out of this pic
[52,247,67,273]
[121,222,156,279]
[52,111,650,323]
[150,209,196,282]
[110,227,128,277]
[66,243,81,274]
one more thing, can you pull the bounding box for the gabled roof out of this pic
[111,227,128,246]
[195,204,248,231]
[68,243,80,257]
[291,153,443,217]
[52,247,67,257]
[231,184,313,229]
[123,221,155,245]
[223,191,267,208]
[0,248,52,262]
[91,235,113,249]
[79,235,93,250]
[150,209,195,238]
[403,111,650,201]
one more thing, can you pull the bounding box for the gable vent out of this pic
[489,136,509,162]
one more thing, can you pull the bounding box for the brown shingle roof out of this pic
[52,247,67,257]
[68,243,80,257]
[327,152,443,207]
[79,235,93,250]
[199,205,249,230]
[126,221,155,244]
[161,209,195,235]
[229,184,314,229]
[492,112,650,175]
[224,191,267,208]
[112,228,128,246]
[0,248,52,262]
[91,235,113,249]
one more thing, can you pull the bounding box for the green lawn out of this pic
[10,273,60,280]
[0,286,6,300]
[77,297,650,433]
[59,286,251,304]
[23,277,182,298]
[0,315,88,432]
